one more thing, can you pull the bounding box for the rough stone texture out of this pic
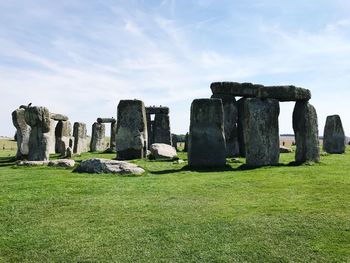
[90,122,106,152]
[146,114,153,148]
[74,158,145,175]
[259,86,311,101]
[18,160,49,166]
[66,147,73,158]
[188,99,226,167]
[48,119,56,154]
[211,82,311,101]
[293,101,320,163]
[211,82,261,98]
[150,143,177,160]
[184,133,188,152]
[211,94,239,157]
[55,120,72,156]
[237,98,247,157]
[243,98,280,167]
[172,134,178,150]
[48,159,75,167]
[146,107,169,115]
[280,146,293,153]
[12,108,31,159]
[97,118,117,151]
[116,100,148,160]
[153,113,172,145]
[24,106,51,161]
[323,115,345,154]
[50,113,69,121]
[73,122,88,154]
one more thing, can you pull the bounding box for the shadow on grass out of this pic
[232,161,313,171]
[0,156,17,167]
[150,164,235,175]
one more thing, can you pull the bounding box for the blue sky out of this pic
[1,0,350,136]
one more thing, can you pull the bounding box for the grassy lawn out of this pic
[0,144,349,262]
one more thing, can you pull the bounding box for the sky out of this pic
[1,0,350,137]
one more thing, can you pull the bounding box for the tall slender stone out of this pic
[243,98,280,167]
[12,108,31,159]
[73,122,88,154]
[211,94,239,157]
[24,106,51,161]
[90,122,106,152]
[172,134,178,151]
[293,101,320,163]
[188,98,226,167]
[323,115,345,154]
[237,98,247,157]
[116,100,148,160]
[153,113,172,145]
[55,120,72,156]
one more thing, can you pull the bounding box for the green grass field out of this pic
[0,142,349,262]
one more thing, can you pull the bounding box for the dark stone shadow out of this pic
[232,161,303,171]
[150,164,235,175]
[0,156,17,167]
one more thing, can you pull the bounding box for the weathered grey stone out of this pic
[116,100,148,160]
[97,117,116,152]
[18,160,49,166]
[146,106,169,115]
[211,82,311,101]
[24,106,51,161]
[188,98,226,167]
[323,115,345,154]
[48,119,56,154]
[66,147,73,158]
[184,132,188,152]
[12,108,31,159]
[146,113,153,147]
[293,101,320,163]
[172,134,178,150]
[48,159,75,167]
[55,120,72,156]
[211,94,239,157]
[97,118,116,123]
[211,82,261,97]
[74,158,145,175]
[50,113,69,121]
[73,122,88,154]
[237,98,247,157]
[259,86,311,101]
[150,143,177,160]
[243,98,280,167]
[153,113,172,145]
[90,122,106,152]
[280,146,293,153]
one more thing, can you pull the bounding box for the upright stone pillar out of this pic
[55,120,72,156]
[184,132,188,152]
[188,98,226,167]
[12,108,31,159]
[323,115,345,154]
[243,98,280,167]
[153,113,172,145]
[24,106,51,161]
[110,121,117,151]
[116,100,148,160]
[237,98,247,157]
[146,113,153,148]
[48,119,57,154]
[172,134,178,151]
[73,122,88,154]
[90,122,106,152]
[293,101,320,163]
[211,94,239,157]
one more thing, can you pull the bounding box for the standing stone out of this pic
[153,113,172,145]
[243,98,280,167]
[110,121,117,151]
[188,98,226,167]
[90,122,106,152]
[172,134,178,151]
[48,119,56,154]
[293,101,320,163]
[66,147,73,158]
[237,98,247,157]
[184,132,189,152]
[323,115,345,154]
[146,113,153,147]
[73,122,88,154]
[12,108,31,159]
[116,100,148,160]
[211,94,239,157]
[55,120,72,156]
[24,106,51,161]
